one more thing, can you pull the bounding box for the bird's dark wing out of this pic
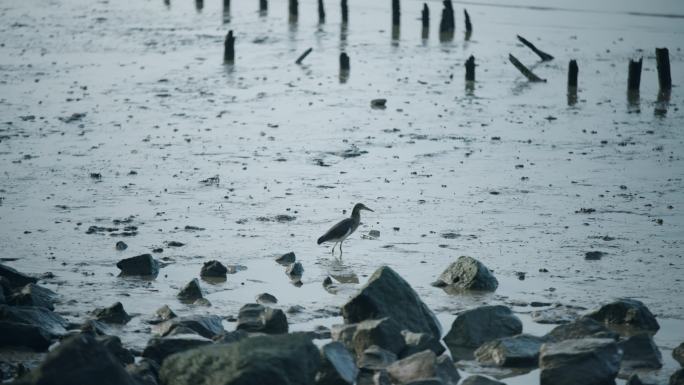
[317,218,354,244]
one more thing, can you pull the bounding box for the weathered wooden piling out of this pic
[295,48,313,64]
[259,0,267,13]
[421,3,429,29]
[224,30,235,63]
[341,0,348,23]
[195,0,203,12]
[222,0,230,23]
[509,54,546,82]
[627,57,642,92]
[392,0,400,26]
[568,59,578,88]
[465,55,475,82]
[289,0,298,17]
[464,9,472,33]
[655,48,672,91]
[517,35,554,61]
[223,0,230,10]
[439,0,455,34]
[340,53,350,71]
[318,0,326,23]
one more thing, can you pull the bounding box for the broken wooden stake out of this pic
[465,55,475,82]
[655,47,671,91]
[340,53,350,71]
[195,0,203,12]
[289,0,298,17]
[295,48,313,64]
[439,0,455,34]
[517,35,554,61]
[392,0,400,26]
[341,0,348,23]
[259,0,267,13]
[421,3,429,29]
[568,59,578,88]
[318,0,326,23]
[509,54,546,82]
[464,9,472,33]
[224,30,235,63]
[627,57,642,92]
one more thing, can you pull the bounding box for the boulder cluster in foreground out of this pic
[2,257,683,385]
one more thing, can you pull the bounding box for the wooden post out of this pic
[517,35,554,61]
[341,0,348,23]
[655,48,671,91]
[392,0,400,26]
[295,48,313,64]
[222,0,230,23]
[465,55,475,82]
[289,0,298,18]
[195,0,203,11]
[259,0,267,13]
[439,0,454,33]
[224,30,235,63]
[509,54,546,82]
[318,0,326,23]
[627,57,642,92]
[464,9,472,33]
[568,60,578,88]
[421,3,429,29]
[223,0,230,10]
[340,53,350,71]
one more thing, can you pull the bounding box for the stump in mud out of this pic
[223,30,235,63]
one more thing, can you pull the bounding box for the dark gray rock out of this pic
[11,334,138,385]
[387,350,460,385]
[0,305,67,350]
[126,359,159,385]
[585,299,660,332]
[213,330,249,344]
[0,321,54,351]
[342,266,441,342]
[316,341,358,385]
[539,338,622,385]
[81,319,111,336]
[673,342,684,367]
[255,292,278,304]
[236,303,288,334]
[331,324,358,347]
[142,334,213,364]
[358,345,398,370]
[475,334,545,367]
[149,305,177,325]
[352,318,406,356]
[544,317,619,342]
[116,254,159,276]
[97,335,135,365]
[432,256,498,291]
[275,252,296,265]
[0,283,4,305]
[626,373,661,385]
[116,241,128,251]
[530,306,580,324]
[159,333,321,385]
[8,283,57,310]
[443,305,522,360]
[400,330,446,358]
[92,302,131,324]
[618,333,662,372]
[308,325,331,340]
[287,262,304,278]
[460,375,506,385]
[0,263,37,289]
[200,260,227,279]
[435,356,461,385]
[672,369,684,385]
[177,278,203,302]
[158,315,225,339]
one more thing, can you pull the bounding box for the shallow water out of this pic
[1,0,683,383]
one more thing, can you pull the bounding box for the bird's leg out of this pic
[339,241,344,258]
[331,242,338,256]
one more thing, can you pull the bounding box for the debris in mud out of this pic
[370,98,387,109]
[257,214,297,223]
[58,112,86,123]
[115,241,128,251]
[585,251,606,260]
[575,208,596,214]
[328,144,367,159]
[165,241,185,247]
[199,175,220,186]
[183,225,205,231]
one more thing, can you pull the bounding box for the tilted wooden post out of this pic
[465,55,475,82]
[392,0,400,26]
[627,58,642,92]
[224,30,235,63]
[318,0,326,23]
[341,0,348,23]
[655,48,671,91]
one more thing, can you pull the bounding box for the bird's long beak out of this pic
[364,206,374,212]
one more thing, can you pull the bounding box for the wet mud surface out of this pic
[1,0,683,383]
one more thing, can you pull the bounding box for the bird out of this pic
[317,203,373,257]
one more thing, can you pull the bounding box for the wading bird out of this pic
[317,203,373,257]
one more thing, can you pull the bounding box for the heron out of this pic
[317,203,373,257]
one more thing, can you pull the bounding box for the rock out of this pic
[474,334,544,367]
[126,359,159,385]
[308,325,331,339]
[585,251,606,260]
[671,369,684,385]
[342,266,441,343]
[213,330,249,344]
[544,317,619,342]
[352,318,406,356]
[539,338,622,385]
[150,305,177,324]
[116,254,159,276]
[530,306,580,324]
[177,279,203,302]
[159,333,320,385]
[316,342,358,385]
[142,334,213,364]
[460,375,506,385]
[371,99,387,108]
[200,260,227,279]
[275,252,296,265]
[8,283,58,310]
[97,335,135,365]
[369,230,381,238]
[116,241,128,251]
[627,373,662,385]
[287,262,304,278]
[443,305,522,360]
[0,305,67,350]
[387,350,461,385]
[92,302,132,324]
[0,283,4,305]
[400,330,446,358]
[373,371,392,385]
[81,319,111,336]
[432,256,498,291]
[332,323,358,347]
[255,293,278,304]
[236,303,288,334]
[358,345,398,370]
[0,321,54,351]
[158,315,225,339]
[0,263,37,288]
[585,299,660,332]
[12,334,138,385]
[618,333,662,372]
[674,342,684,366]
